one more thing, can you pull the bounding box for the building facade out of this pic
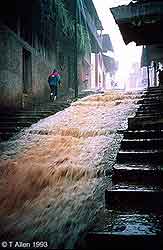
[0,0,104,110]
[90,34,117,91]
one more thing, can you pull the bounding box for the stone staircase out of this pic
[84,87,163,249]
[0,100,71,141]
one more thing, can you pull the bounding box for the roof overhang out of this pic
[110,1,163,45]
[102,34,114,52]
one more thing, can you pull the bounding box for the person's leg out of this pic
[49,85,53,93]
[50,85,55,100]
[54,85,58,98]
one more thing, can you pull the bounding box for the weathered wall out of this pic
[0,25,57,110]
[0,25,22,110]
[32,45,57,104]
[57,41,76,98]
[78,54,92,93]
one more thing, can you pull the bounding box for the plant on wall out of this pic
[77,23,91,55]
[54,0,75,38]
[40,0,91,55]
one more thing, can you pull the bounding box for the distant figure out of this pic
[111,80,117,89]
[158,68,163,86]
[48,68,61,101]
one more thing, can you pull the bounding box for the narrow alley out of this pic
[1,0,163,249]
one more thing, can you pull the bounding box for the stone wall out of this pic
[0,26,22,110]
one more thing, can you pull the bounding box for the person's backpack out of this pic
[48,73,60,86]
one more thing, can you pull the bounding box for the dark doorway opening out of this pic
[22,48,32,93]
[68,56,74,89]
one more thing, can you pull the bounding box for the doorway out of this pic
[22,48,32,93]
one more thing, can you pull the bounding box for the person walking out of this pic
[48,68,61,101]
[158,68,163,87]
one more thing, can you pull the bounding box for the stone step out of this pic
[0,131,16,141]
[136,111,163,117]
[33,104,70,110]
[86,232,162,250]
[128,117,163,130]
[0,115,43,120]
[143,89,163,93]
[30,108,62,112]
[110,164,162,184]
[46,103,70,108]
[142,90,163,95]
[17,110,56,113]
[138,95,161,100]
[116,150,162,164]
[137,105,163,110]
[105,185,163,212]
[0,113,54,141]
[138,104,163,109]
[128,122,163,130]
[123,130,163,139]
[0,120,34,126]
[85,213,163,249]
[121,138,163,150]
[137,110,163,115]
[144,88,163,93]
[0,126,23,132]
[136,113,163,118]
[137,98,162,105]
[145,91,163,95]
[0,112,55,121]
[0,112,52,118]
[129,115,162,122]
[139,89,161,95]
[141,95,163,99]
[148,86,161,89]
[138,103,162,111]
[0,101,71,141]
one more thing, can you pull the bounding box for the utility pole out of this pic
[74,0,78,98]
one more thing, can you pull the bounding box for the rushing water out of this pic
[0,91,139,249]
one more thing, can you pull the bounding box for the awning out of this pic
[110,1,163,45]
[110,2,163,22]
[102,34,114,52]
[102,54,118,73]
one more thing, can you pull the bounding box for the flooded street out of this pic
[0,91,139,249]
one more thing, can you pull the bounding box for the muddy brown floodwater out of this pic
[0,91,140,249]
